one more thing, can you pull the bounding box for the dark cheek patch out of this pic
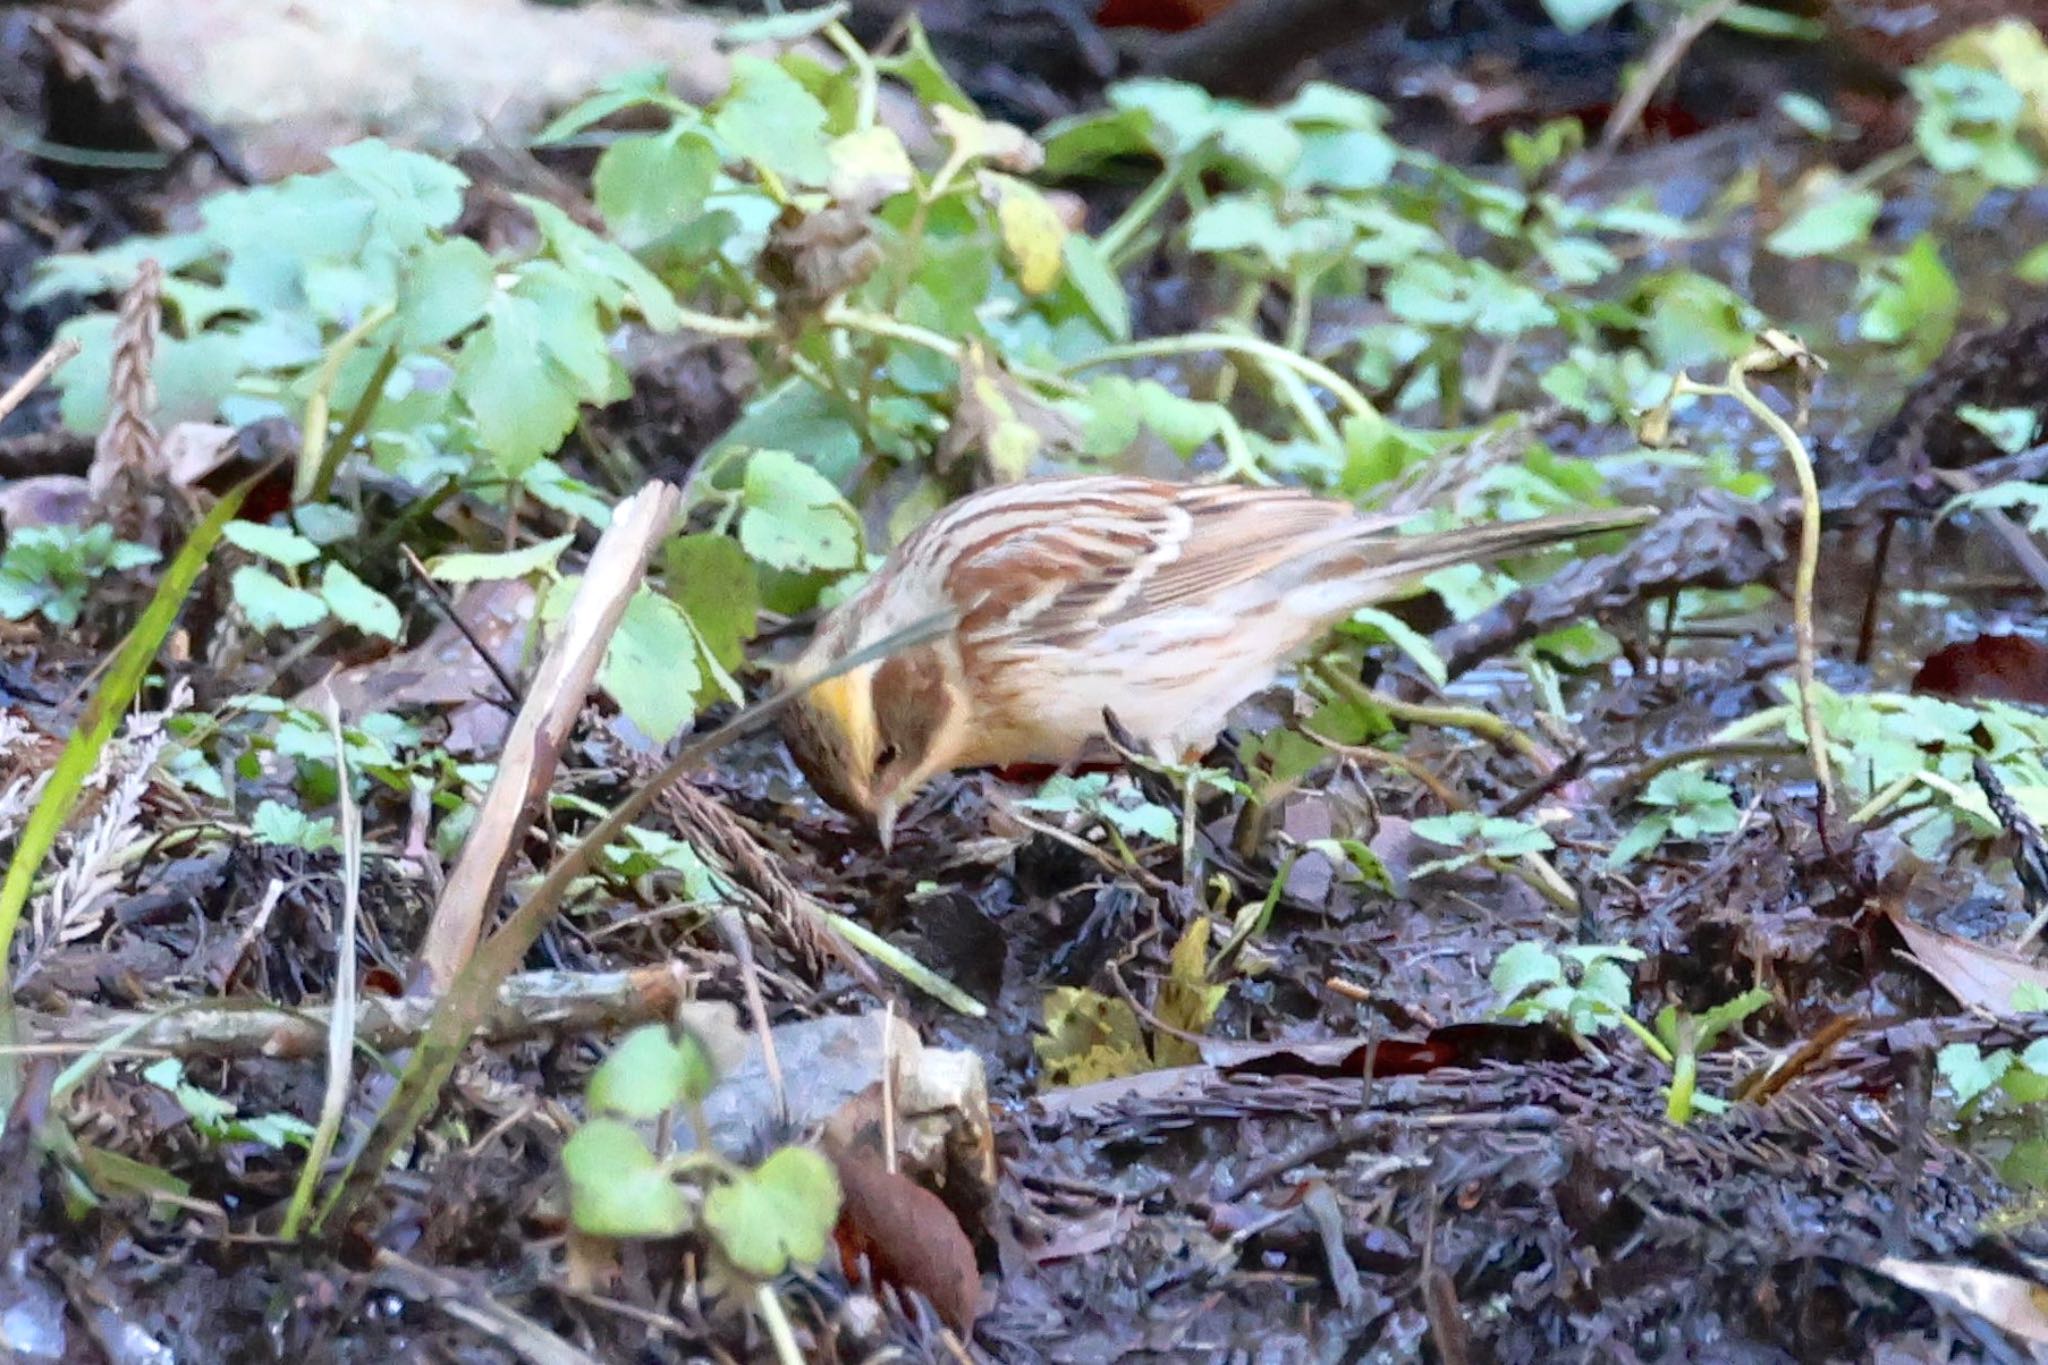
[872,647,951,779]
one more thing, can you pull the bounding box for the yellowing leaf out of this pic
[827,126,914,208]
[933,105,1043,172]
[1154,917,1226,1068]
[982,172,1065,295]
[1035,987,1148,1087]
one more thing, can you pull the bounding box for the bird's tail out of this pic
[1355,504,1657,582]
[1282,504,1654,624]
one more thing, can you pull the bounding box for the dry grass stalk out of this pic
[656,780,840,981]
[18,682,187,981]
[90,259,169,541]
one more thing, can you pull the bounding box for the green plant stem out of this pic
[822,21,879,131]
[295,304,397,504]
[1283,265,1320,358]
[1503,852,1579,915]
[1674,367,1832,815]
[1315,665,1551,770]
[1065,330,1378,424]
[281,696,362,1240]
[1098,161,1184,266]
[311,345,400,504]
[1665,1033,1698,1124]
[756,1283,804,1365]
[1609,1007,1676,1066]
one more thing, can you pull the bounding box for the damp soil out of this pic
[4,6,2048,1363]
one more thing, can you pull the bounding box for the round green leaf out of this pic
[703,1146,840,1277]
[562,1119,690,1239]
[232,566,327,631]
[319,563,401,640]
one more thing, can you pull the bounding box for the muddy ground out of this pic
[4,2,2048,1362]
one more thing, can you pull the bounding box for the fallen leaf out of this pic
[827,1148,982,1333]
[1873,1257,2048,1344]
[1914,634,2048,707]
[1889,907,2048,1018]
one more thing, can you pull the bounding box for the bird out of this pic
[779,475,1654,848]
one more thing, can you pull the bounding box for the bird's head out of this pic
[778,647,960,851]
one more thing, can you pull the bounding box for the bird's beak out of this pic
[873,797,900,855]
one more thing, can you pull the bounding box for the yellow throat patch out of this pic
[805,667,878,771]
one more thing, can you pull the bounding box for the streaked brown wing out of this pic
[940,478,1368,648]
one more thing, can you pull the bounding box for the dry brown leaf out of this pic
[1873,1257,2048,1345]
[1889,907,2048,1018]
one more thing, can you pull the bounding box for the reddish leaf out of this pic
[1913,634,2048,706]
[1095,0,1237,31]
[828,1149,981,1334]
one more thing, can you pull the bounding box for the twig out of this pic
[24,965,740,1060]
[718,908,786,1128]
[0,337,81,427]
[415,482,681,990]
[400,545,524,706]
[374,1250,601,1365]
[1591,0,1737,162]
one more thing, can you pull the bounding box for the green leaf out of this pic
[587,1025,704,1119]
[293,504,361,545]
[601,589,702,744]
[534,65,675,145]
[738,449,860,573]
[720,2,849,44]
[1413,813,1553,858]
[1344,606,1448,687]
[1607,814,1671,868]
[1692,987,1773,1048]
[703,1146,840,1277]
[399,236,494,347]
[562,1119,690,1239]
[1765,185,1881,258]
[319,563,401,640]
[712,56,832,186]
[251,799,338,851]
[1539,0,1628,33]
[223,520,320,568]
[827,126,915,207]
[1938,1042,2013,1105]
[327,139,470,247]
[666,533,759,676]
[596,130,719,247]
[457,293,582,474]
[708,378,864,485]
[232,566,328,631]
[521,197,684,333]
[1490,941,1565,1002]
[429,533,575,585]
[1957,404,2040,455]
[1857,234,1960,366]
[55,317,242,434]
[1059,235,1131,341]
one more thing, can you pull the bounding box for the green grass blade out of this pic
[0,469,267,1103]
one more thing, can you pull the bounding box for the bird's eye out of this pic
[875,742,900,770]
